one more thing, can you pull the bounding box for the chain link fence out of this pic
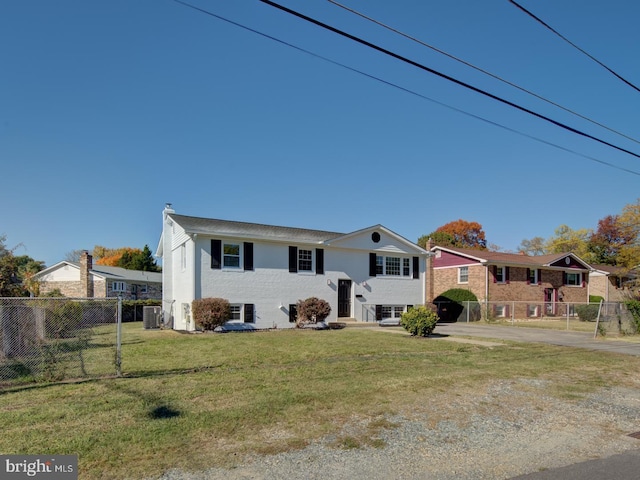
[0,297,120,389]
[434,300,639,336]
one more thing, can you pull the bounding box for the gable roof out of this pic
[591,264,637,278]
[168,214,345,244]
[327,224,429,254]
[34,261,162,283]
[431,245,592,270]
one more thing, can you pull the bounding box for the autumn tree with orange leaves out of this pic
[435,219,487,249]
[94,245,160,271]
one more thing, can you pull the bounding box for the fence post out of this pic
[566,303,569,331]
[116,296,122,377]
[593,300,604,339]
[466,301,469,323]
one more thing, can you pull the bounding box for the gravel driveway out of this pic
[153,377,640,480]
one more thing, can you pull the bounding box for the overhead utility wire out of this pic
[170,0,640,176]
[259,0,640,161]
[328,0,640,146]
[509,0,640,94]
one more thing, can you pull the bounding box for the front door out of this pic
[544,288,556,316]
[338,280,352,318]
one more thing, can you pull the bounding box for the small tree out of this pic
[192,298,231,331]
[401,305,439,337]
[296,297,331,327]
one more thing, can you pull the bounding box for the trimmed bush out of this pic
[589,295,604,304]
[576,304,599,322]
[438,289,478,303]
[401,305,439,337]
[192,298,231,331]
[45,300,83,338]
[296,297,331,327]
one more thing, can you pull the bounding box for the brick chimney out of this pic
[80,250,94,298]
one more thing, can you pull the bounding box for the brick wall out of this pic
[433,264,486,301]
[40,281,84,297]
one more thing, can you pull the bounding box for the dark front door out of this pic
[338,280,352,317]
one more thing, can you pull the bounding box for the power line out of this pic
[259,0,640,161]
[170,0,640,176]
[509,0,640,94]
[327,0,640,146]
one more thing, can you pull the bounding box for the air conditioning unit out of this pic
[143,306,162,329]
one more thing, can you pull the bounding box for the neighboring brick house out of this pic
[429,244,593,319]
[589,264,637,302]
[33,251,162,300]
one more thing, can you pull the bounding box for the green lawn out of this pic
[1,323,639,480]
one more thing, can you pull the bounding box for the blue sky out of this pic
[2,0,639,266]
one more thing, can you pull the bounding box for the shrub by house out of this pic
[401,305,439,337]
[295,297,331,327]
[192,298,231,331]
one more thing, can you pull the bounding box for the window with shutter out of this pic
[316,248,324,274]
[211,240,221,269]
[244,243,254,271]
[289,246,298,273]
[244,304,254,323]
[369,253,377,277]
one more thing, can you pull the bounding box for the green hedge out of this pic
[576,304,599,322]
[625,300,640,333]
[434,289,480,322]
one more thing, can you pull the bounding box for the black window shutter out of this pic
[369,253,377,277]
[375,305,382,321]
[526,268,531,285]
[289,304,298,323]
[538,269,542,284]
[316,248,324,274]
[412,256,419,279]
[244,242,254,271]
[505,266,510,284]
[289,246,298,273]
[244,304,254,323]
[211,239,222,269]
[492,265,497,283]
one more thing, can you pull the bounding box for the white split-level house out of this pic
[156,205,430,331]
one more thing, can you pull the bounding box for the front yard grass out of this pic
[1,323,639,479]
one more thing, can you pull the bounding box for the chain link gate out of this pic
[0,297,120,389]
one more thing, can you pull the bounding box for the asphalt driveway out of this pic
[435,322,640,356]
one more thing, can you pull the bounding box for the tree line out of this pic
[417,198,640,271]
[0,240,160,297]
